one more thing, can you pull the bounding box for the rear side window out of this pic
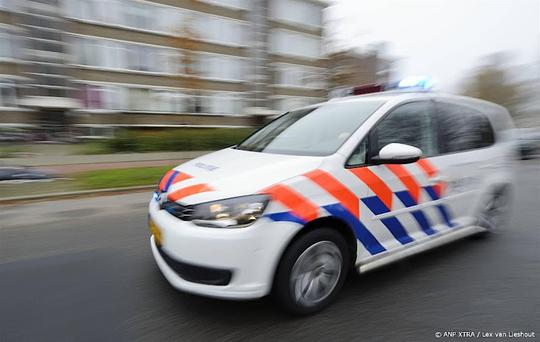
[436,102,495,153]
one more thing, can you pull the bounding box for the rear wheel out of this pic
[272,228,350,315]
[476,187,511,235]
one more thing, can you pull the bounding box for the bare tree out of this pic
[461,53,524,116]
[170,11,202,112]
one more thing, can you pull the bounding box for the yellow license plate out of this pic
[148,218,163,247]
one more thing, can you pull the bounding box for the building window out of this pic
[270,29,321,59]
[70,37,179,74]
[158,7,185,34]
[80,85,103,109]
[66,0,123,25]
[271,96,321,112]
[203,92,244,114]
[273,64,326,89]
[200,0,249,10]
[126,87,191,113]
[192,14,247,46]
[125,1,158,31]
[63,0,247,46]
[0,28,17,59]
[80,84,125,110]
[77,83,245,115]
[196,54,247,81]
[0,0,17,10]
[269,0,322,28]
[0,80,17,108]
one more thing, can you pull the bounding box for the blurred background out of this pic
[0,0,538,189]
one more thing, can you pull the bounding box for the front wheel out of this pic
[272,228,350,315]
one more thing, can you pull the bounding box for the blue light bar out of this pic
[397,76,434,90]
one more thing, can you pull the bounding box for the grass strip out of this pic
[74,165,174,190]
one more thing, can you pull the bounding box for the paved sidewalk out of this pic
[1,150,211,168]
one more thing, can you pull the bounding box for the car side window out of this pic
[436,102,495,153]
[346,101,438,167]
[347,139,368,166]
[369,101,438,158]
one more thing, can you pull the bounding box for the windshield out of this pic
[236,100,385,156]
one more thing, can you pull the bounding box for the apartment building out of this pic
[265,0,327,111]
[327,49,393,98]
[0,0,328,134]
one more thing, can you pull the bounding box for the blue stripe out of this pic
[436,204,455,228]
[323,204,386,255]
[362,196,414,245]
[411,211,437,235]
[379,217,415,244]
[424,186,440,200]
[395,191,417,207]
[164,170,180,192]
[266,212,306,225]
[361,196,390,215]
[395,191,437,236]
[424,186,455,228]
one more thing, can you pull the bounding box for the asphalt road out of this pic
[1,162,539,342]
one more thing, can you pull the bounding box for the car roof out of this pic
[327,91,490,106]
[329,91,417,103]
[300,91,514,132]
[324,91,507,116]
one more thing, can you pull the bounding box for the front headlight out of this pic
[190,194,269,228]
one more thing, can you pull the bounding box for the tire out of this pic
[272,227,350,315]
[475,186,512,238]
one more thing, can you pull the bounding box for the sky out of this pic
[326,0,540,91]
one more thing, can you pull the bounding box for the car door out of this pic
[433,101,497,228]
[346,100,449,253]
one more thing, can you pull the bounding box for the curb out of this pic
[0,185,155,205]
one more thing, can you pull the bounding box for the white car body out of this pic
[149,92,515,301]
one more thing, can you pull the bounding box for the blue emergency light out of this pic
[344,76,435,98]
[397,76,434,90]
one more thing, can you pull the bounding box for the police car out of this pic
[149,91,515,314]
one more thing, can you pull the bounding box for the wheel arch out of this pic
[476,181,514,212]
[271,215,358,290]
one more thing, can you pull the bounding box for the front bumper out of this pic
[149,199,301,300]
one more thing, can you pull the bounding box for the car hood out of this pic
[168,148,324,203]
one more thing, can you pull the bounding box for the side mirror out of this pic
[371,143,422,165]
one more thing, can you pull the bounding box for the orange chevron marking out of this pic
[386,164,422,204]
[168,183,213,202]
[349,167,393,210]
[263,184,319,222]
[304,169,360,218]
[417,159,445,197]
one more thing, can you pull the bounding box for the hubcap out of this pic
[290,241,342,307]
[478,192,508,234]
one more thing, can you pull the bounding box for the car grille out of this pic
[160,201,195,221]
[156,244,232,286]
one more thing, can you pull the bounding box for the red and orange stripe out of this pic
[304,169,360,218]
[263,183,319,222]
[349,167,393,210]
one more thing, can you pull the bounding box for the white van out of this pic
[149,92,515,314]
